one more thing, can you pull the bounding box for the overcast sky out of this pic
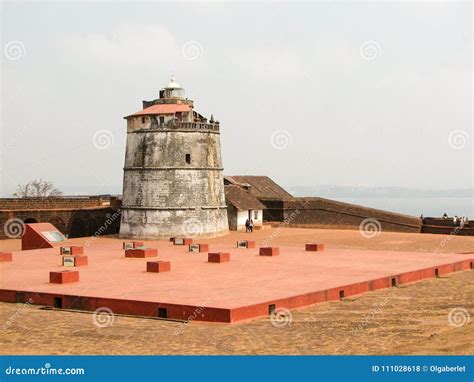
[0,1,472,197]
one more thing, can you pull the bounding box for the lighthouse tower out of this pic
[119,77,229,239]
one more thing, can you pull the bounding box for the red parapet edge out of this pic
[1,259,470,323]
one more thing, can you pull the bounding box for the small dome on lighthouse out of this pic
[165,76,181,89]
[161,76,185,99]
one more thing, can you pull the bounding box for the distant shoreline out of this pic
[290,194,474,217]
[287,186,474,199]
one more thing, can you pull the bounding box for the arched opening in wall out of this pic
[49,217,66,234]
[69,218,88,238]
[23,218,38,224]
[82,211,102,237]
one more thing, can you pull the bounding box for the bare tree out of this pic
[13,179,63,198]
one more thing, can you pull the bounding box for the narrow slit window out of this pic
[15,292,24,303]
[141,117,146,124]
[185,154,191,164]
[54,297,63,309]
[157,308,167,318]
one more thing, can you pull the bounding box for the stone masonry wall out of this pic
[0,196,119,210]
[0,196,121,239]
[262,197,422,233]
[120,129,229,239]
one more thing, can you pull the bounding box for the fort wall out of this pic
[0,196,121,239]
[262,197,422,233]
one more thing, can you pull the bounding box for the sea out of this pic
[317,196,474,217]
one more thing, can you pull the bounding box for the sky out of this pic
[0,1,472,197]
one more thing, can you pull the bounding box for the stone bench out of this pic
[125,248,158,258]
[305,243,325,252]
[208,252,230,263]
[50,270,79,284]
[147,261,171,273]
[259,247,279,257]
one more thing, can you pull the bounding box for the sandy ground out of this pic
[0,227,473,355]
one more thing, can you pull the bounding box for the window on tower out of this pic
[141,117,146,124]
[185,154,191,164]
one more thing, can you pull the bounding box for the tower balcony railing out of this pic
[141,119,220,132]
[174,121,220,131]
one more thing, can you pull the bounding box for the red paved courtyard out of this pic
[0,232,472,323]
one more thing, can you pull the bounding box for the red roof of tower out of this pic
[126,104,190,118]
